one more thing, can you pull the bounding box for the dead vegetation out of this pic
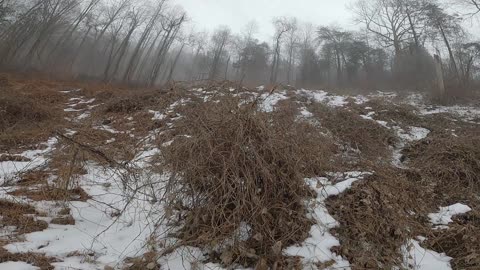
[0,200,48,235]
[0,74,67,151]
[403,133,480,199]
[1,73,480,269]
[308,103,397,167]
[425,211,480,269]
[158,96,336,267]
[8,186,90,202]
[0,246,56,270]
[326,169,432,269]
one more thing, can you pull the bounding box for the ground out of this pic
[1,74,480,270]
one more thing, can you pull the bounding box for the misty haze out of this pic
[1,0,480,269]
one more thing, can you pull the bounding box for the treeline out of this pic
[0,0,479,95]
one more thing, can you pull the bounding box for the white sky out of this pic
[172,0,356,40]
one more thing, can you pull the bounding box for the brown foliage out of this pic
[0,76,67,151]
[326,169,431,269]
[9,187,90,202]
[0,246,56,270]
[403,134,480,199]
[158,96,336,267]
[309,104,397,166]
[0,200,48,235]
[425,211,480,269]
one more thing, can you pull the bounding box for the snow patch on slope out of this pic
[429,203,472,226]
[285,172,371,269]
[402,238,452,270]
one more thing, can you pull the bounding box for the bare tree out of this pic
[352,0,410,55]
[148,9,186,86]
[122,0,167,83]
[456,0,480,15]
[318,26,353,86]
[208,26,231,81]
[285,18,298,85]
[270,17,293,84]
[426,2,464,83]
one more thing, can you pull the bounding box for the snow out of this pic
[149,110,166,121]
[299,108,313,118]
[392,126,430,168]
[402,239,452,270]
[396,126,431,142]
[259,92,289,112]
[296,89,348,107]
[0,261,39,270]
[429,203,472,226]
[0,138,57,184]
[284,172,370,269]
[5,165,163,270]
[95,125,119,134]
[76,112,91,120]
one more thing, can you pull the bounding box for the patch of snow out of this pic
[396,126,430,142]
[353,95,369,104]
[429,203,472,226]
[0,261,39,270]
[76,112,91,120]
[149,110,166,121]
[95,125,118,134]
[60,89,81,94]
[5,165,163,269]
[402,239,452,270]
[327,95,348,107]
[297,89,348,107]
[285,172,370,269]
[260,92,288,112]
[299,108,313,118]
[64,107,82,112]
[0,138,57,184]
[361,111,376,120]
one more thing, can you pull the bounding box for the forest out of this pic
[0,0,479,96]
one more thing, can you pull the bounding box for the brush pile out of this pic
[157,96,336,267]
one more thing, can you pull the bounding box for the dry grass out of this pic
[350,98,422,128]
[425,210,480,269]
[308,103,397,167]
[403,133,480,200]
[326,168,432,269]
[0,246,56,270]
[0,199,48,235]
[8,186,90,202]
[157,96,336,267]
[0,74,67,151]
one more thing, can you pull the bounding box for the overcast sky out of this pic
[172,0,356,40]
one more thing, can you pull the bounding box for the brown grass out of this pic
[0,74,67,151]
[349,98,422,128]
[425,210,480,269]
[50,215,75,225]
[403,133,480,199]
[0,200,48,235]
[326,169,432,269]
[0,246,56,270]
[158,96,336,267]
[308,103,397,167]
[8,186,90,202]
